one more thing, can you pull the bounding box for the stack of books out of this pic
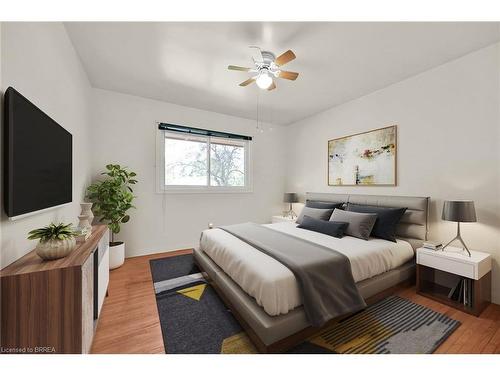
[423,241,443,251]
[448,277,473,307]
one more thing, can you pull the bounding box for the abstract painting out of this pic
[328,125,396,186]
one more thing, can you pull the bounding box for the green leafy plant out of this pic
[86,164,137,242]
[28,223,76,242]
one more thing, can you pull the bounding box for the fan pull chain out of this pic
[257,90,265,134]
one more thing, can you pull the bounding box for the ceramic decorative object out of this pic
[78,215,92,233]
[28,223,77,261]
[74,228,91,242]
[35,237,77,260]
[80,203,94,230]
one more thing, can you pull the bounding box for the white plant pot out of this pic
[36,237,77,260]
[109,242,125,270]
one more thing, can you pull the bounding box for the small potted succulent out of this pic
[28,222,77,260]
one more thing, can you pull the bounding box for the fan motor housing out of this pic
[260,50,276,65]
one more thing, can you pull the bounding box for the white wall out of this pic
[91,88,286,257]
[286,43,500,303]
[2,23,498,307]
[0,23,93,268]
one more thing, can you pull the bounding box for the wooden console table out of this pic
[0,225,109,354]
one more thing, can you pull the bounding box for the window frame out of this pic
[156,128,253,194]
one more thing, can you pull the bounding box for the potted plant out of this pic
[28,222,77,260]
[86,164,137,269]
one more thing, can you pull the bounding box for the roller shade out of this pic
[158,122,252,141]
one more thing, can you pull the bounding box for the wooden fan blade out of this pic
[275,50,296,66]
[278,70,299,81]
[239,77,256,86]
[228,65,251,72]
[267,80,276,91]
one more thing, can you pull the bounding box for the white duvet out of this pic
[199,221,414,316]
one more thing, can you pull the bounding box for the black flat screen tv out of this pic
[4,87,72,218]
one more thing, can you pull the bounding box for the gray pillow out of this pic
[346,203,407,242]
[297,216,349,238]
[296,206,334,225]
[329,208,377,240]
[305,200,344,210]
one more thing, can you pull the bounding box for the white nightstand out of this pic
[271,215,296,224]
[416,246,491,316]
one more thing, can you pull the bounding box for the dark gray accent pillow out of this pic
[305,200,344,210]
[297,216,349,238]
[296,207,334,225]
[346,203,407,242]
[329,208,377,240]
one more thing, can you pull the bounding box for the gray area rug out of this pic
[150,254,460,354]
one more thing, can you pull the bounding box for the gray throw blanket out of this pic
[220,222,366,327]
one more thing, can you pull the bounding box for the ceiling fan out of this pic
[228,47,299,91]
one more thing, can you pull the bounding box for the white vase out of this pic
[78,215,92,233]
[109,242,125,270]
[36,237,77,260]
[80,203,94,226]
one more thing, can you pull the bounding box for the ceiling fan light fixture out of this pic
[256,71,273,89]
[228,48,297,91]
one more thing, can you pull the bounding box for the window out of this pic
[157,128,251,192]
[164,135,208,186]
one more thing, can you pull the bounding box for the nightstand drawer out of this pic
[417,252,475,279]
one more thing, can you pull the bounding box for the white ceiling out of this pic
[65,22,500,125]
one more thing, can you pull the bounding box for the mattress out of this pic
[199,221,414,316]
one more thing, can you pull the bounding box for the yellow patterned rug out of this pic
[151,255,460,354]
[221,295,460,354]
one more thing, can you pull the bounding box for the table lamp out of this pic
[283,193,299,219]
[442,200,477,257]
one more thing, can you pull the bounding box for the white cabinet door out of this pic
[81,255,94,353]
[97,229,110,317]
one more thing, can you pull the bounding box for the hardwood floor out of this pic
[91,250,500,354]
[91,249,191,354]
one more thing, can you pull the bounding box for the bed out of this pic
[194,193,430,352]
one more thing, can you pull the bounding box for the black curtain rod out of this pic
[158,123,252,141]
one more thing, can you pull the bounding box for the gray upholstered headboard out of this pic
[305,193,430,249]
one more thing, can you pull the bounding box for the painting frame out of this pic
[327,125,397,186]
